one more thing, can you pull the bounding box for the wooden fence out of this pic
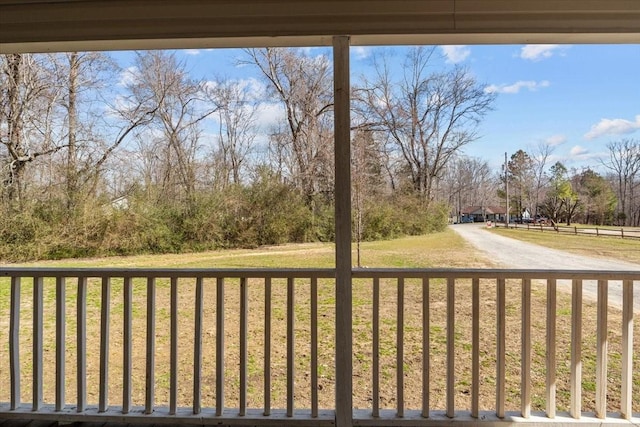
[499,223,640,239]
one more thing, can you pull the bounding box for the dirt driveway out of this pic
[451,223,640,312]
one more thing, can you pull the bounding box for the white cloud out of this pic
[546,154,563,164]
[544,134,567,146]
[117,66,140,87]
[584,115,640,140]
[255,102,284,130]
[184,49,201,56]
[440,45,471,64]
[549,147,606,166]
[570,145,588,156]
[238,77,267,101]
[352,46,371,60]
[111,94,135,112]
[299,47,329,56]
[520,44,569,61]
[484,80,550,94]
[203,80,218,92]
[204,78,267,103]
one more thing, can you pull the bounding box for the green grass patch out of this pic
[490,227,640,264]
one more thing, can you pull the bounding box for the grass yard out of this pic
[490,226,640,265]
[1,228,638,415]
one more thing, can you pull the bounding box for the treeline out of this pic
[1,169,448,261]
[1,48,479,261]
[503,141,640,226]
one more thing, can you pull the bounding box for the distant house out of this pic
[461,205,507,222]
[111,196,130,210]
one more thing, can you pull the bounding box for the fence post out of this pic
[333,35,353,427]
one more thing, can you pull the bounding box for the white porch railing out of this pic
[351,269,638,425]
[0,267,638,425]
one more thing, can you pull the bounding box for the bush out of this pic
[218,172,313,247]
[0,177,449,262]
[360,196,448,241]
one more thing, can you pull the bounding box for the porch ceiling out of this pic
[1,0,639,53]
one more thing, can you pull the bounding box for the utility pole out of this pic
[505,152,509,225]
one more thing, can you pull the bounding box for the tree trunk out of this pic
[6,54,24,208]
[67,52,79,211]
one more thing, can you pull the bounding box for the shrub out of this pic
[360,196,448,241]
[0,176,449,262]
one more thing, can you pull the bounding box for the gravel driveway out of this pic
[451,223,640,312]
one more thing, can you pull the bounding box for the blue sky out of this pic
[114,44,640,172]
[464,44,640,170]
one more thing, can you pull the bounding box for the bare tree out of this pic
[242,48,334,204]
[439,155,496,220]
[601,138,640,225]
[0,53,65,208]
[352,129,384,266]
[66,52,79,206]
[129,51,218,206]
[59,51,118,209]
[207,78,258,187]
[356,47,495,206]
[1,52,121,212]
[529,141,554,217]
[57,51,165,206]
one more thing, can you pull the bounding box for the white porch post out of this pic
[333,35,353,427]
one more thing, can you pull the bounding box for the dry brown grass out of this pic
[1,230,638,415]
[491,227,640,265]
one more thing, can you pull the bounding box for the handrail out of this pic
[2,266,637,278]
[0,267,336,278]
[353,268,639,279]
